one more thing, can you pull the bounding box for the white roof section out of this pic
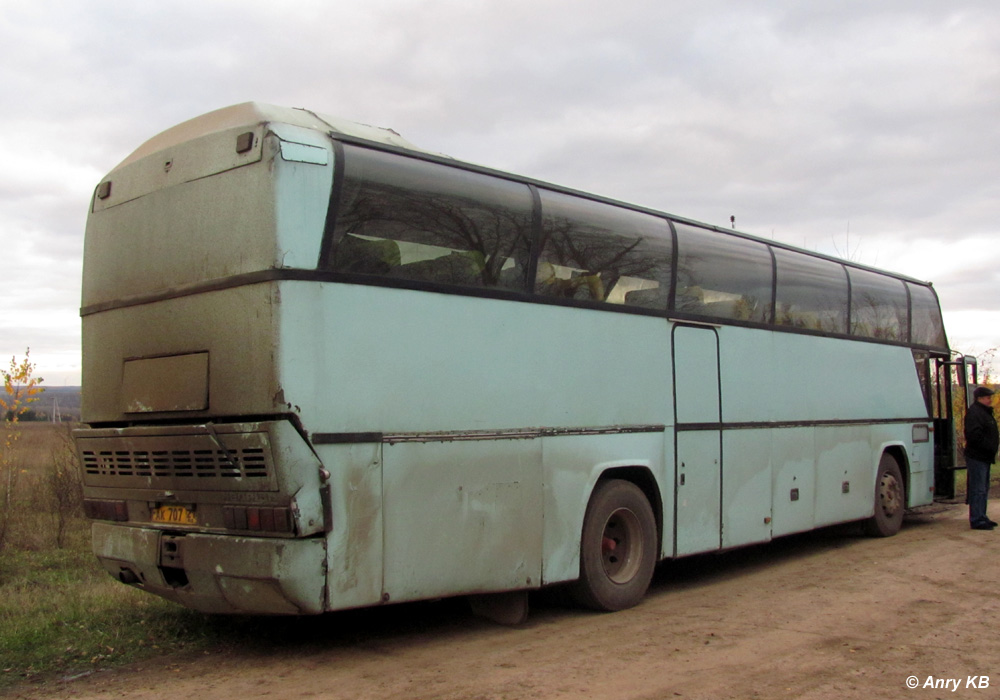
[115,102,437,169]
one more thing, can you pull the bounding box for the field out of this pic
[0,424,232,691]
[3,423,1000,699]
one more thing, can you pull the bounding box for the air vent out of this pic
[81,446,269,479]
[78,430,277,491]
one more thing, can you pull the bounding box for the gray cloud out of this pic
[2,0,1000,381]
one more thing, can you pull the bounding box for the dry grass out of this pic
[1,423,82,551]
[0,422,228,692]
[9,422,67,472]
[0,522,220,690]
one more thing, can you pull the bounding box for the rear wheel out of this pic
[571,479,657,611]
[862,453,905,537]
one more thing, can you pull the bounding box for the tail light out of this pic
[222,505,293,533]
[84,499,129,522]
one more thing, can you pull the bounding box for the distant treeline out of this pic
[3,386,81,422]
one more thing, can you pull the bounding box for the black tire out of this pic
[862,453,905,537]
[571,479,657,611]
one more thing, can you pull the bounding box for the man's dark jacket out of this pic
[965,400,999,464]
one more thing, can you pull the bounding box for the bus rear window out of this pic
[534,191,672,309]
[330,146,533,290]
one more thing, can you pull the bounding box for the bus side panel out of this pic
[675,430,722,556]
[905,435,935,507]
[381,440,543,603]
[274,283,674,434]
[868,426,934,509]
[721,429,773,549]
[317,442,384,611]
[716,328,775,424]
[271,123,334,270]
[538,431,670,585]
[723,330,929,424]
[814,425,872,527]
[770,427,817,538]
[276,284,674,598]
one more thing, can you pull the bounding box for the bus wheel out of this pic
[863,453,905,537]
[572,479,657,611]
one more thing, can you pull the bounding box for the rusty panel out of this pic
[91,522,327,614]
[92,123,264,214]
[82,151,276,311]
[318,442,384,610]
[81,284,279,423]
[122,352,209,413]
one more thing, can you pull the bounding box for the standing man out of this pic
[965,386,999,530]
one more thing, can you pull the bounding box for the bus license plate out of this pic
[151,505,197,526]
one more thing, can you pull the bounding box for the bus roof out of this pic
[114,102,438,170]
[109,102,936,290]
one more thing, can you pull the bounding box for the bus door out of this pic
[933,354,976,499]
[672,324,723,556]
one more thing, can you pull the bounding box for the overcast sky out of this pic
[2,1,999,385]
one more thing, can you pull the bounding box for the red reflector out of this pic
[273,507,290,532]
[260,508,275,531]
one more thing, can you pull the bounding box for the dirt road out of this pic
[16,500,1000,700]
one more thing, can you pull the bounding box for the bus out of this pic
[75,102,962,620]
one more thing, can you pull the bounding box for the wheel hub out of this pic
[601,508,643,584]
[878,473,902,516]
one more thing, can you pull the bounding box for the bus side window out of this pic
[330,145,534,291]
[673,223,773,323]
[849,269,909,342]
[774,249,849,334]
[534,190,672,309]
[908,282,947,349]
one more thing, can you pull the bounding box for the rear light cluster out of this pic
[223,505,294,533]
[84,499,129,522]
[84,498,292,533]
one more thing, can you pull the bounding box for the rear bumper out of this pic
[92,522,327,614]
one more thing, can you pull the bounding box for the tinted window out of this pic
[908,282,947,349]
[774,249,848,333]
[849,269,909,342]
[534,191,672,309]
[331,146,533,290]
[912,351,933,416]
[674,224,773,323]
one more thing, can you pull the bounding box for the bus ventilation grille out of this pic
[81,447,269,479]
[77,431,276,490]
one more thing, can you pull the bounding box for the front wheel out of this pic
[571,479,657,611]
[862,453,905,537]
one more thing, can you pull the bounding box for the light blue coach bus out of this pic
[75,103,961,618]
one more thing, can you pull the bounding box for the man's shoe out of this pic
[988,519,999,527]
[971,522,997,530]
